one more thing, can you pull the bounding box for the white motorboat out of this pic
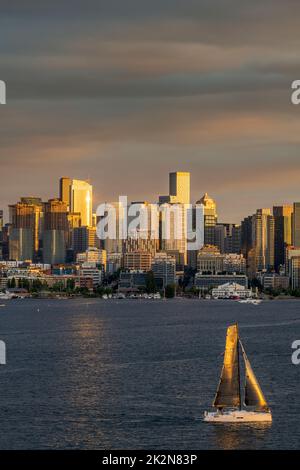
[0,292,14,300]
[204,324,272,423]
[238,298,262,305]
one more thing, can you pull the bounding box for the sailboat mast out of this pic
[236,323,242,410]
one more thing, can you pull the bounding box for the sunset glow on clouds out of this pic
[1,0,300,222]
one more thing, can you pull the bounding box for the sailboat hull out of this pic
[204,410,272,423]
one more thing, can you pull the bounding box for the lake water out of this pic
[0,298,299,449]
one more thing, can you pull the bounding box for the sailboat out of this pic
[204,324,272,423]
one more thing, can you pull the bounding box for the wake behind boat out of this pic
[204,324,272,423]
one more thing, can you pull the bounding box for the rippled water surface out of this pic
[0,298,299,449]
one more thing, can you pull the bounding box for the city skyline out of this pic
[2,2,300,456]
[1,1,300,223]
[1,172,300,227]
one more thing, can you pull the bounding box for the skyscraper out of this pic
[73,226,97,255]
[159,171,190,205]
[196,193,217,246]
[59,177,93,227]
[98,200,127,254]
[125,201,159,257]
[1,223,11,260]
[9,198,44,261]
[9,228,34,262]
[159,172,190,269]
[273,205,293,271]
[0,210,3,260]
[241,215,253,259]
[0,210,3,231]
[70,179,92,227]
[169,171,190,205]
[229,225,242,254]
[252,209,275,273]
[215,223,241,254]
[293,202,300,247]
[59,177,72,209]
[43,199,69,264]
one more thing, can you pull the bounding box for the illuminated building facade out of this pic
[196,193,217,247]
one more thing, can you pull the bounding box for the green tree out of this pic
[250,277,263,291]
[31,279,43,292]
[66,278,75,291]
[165,284,175,298]
[50,281,64,292]
[146,271,157,293]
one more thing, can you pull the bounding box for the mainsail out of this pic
[213,324,241,409]
[240,340,269,411]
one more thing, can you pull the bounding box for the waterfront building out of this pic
[194,273,248,290]
[259,273,290,290]
[286,246,300,286]
[118,271,148,292]
[0,276,8,290]
[290,257,300,289]
[151,252,176,288]
[79,263,102,287]
[75,276,94,291]
[211,282,252,299]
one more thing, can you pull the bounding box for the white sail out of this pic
[213,324,241,409]
[239,340,269,411]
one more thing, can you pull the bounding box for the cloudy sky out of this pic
[1,0,300,223]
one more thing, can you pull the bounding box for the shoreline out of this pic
[3,295,300,302]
